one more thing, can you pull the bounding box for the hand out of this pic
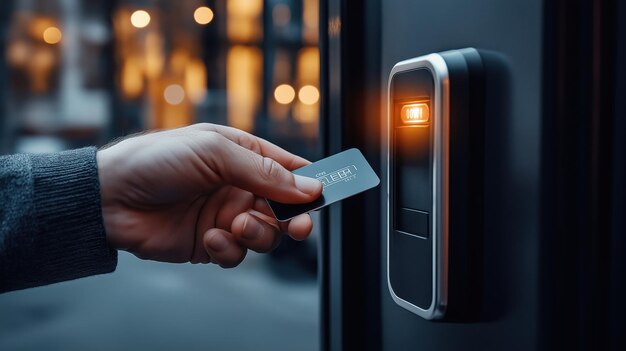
[97,123,322,268]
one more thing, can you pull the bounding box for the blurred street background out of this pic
[0,250,319,350]
[0,0,321,349]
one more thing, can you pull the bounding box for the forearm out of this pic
[0,147,117,293]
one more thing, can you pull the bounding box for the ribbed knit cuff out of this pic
[24,147,117,288]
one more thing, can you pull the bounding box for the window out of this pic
[0,1,321,350]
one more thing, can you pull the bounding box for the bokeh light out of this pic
[163,84,185,105]
[7,41,30,66]
[42,27,62,44]
[194,6,214,25]
[130,10,151,28]
[274,84,295,104]
[298,85,319,105]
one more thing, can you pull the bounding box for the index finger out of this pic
[189,123,310,171]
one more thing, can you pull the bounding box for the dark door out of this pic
[319,0,626,350]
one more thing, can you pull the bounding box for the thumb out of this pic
[214,138,322,203]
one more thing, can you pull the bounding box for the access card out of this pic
[267,148,380,221]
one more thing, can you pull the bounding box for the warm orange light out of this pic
[194,6,214,25]
[274,84,296,104]
[130,10,151,28]
[292,47,320,126]
[144,31,164,78]
[30,48,56,92]
[185,59,207,104]
[298,85,319,105]
[7,41,30,66]
[302,0,319,42]
[227,0,263,42]
[401,103,430,124]
[43,27,62,44]
[296,47,319,85]
[120,57,144,99]
[164,84,185,105]
[227,46,262,131]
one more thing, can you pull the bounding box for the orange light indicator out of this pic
[401,103,430,125]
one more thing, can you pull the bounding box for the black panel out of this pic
[389,67,434,311]
[394,126,431,211]
[392,68,434,99]
[391,69,433,213]
[396,208,429,238]
[389,231,433,308]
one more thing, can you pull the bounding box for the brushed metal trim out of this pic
[386,53,450,320]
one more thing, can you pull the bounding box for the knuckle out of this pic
[260,157,283,181]
[197,132,228,165]
[247,225,281,253]
[195,122,214,130]
[238,134,262,154]
[203,131,225,148]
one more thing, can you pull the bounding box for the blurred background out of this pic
[0,0,321,350]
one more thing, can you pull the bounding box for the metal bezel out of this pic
[386,53,450,320]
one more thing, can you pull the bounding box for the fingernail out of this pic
[207,232,229,252]
[242,215,263,240]
[294,175,322,195]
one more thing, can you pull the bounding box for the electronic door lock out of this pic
[386,48,484,321]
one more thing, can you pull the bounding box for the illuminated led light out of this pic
[401,103,430,125]
[164,84,185,105]
[131,10,151,28]
[298,85,319,105]
[43,27,62,44]
[194,6,214,25]
[274,84,295,104]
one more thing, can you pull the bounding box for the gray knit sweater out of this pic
[0,147,117,293]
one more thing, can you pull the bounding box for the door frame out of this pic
[540,0,625,349]
[319,0,382,350]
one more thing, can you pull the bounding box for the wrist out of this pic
[97,149,123,250]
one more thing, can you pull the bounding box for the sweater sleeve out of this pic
[0,147,117,293]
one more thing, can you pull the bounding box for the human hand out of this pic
[96,123,322,267]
